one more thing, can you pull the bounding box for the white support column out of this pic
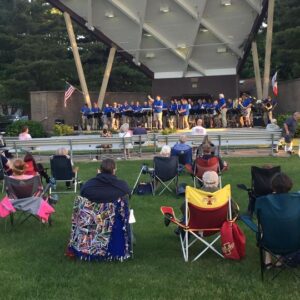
[98,45,117,109]
[262,0,275,99]
[251,41,263,100]
[64,12,91,108]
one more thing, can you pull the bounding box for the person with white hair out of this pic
[160,145,171,157]
[191,119,207,136]
[119,123,133,159]
[171,135,192,165]
[218,93,227,128]
[202,171,219,192]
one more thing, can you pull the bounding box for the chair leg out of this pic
[259,246,265,281]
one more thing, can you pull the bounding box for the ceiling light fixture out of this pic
[143,32,152,37]
[160,6,170,13]
[145,52,155,58]
[105,11,115,18]
[217,47,227,53]
[177,43,187,49]
[200,26,208,33]
[221,0,231,6]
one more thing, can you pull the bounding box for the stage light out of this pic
[105,11,115,18]
[143,32,152,37]
[221,0,231,6]
[160,6,170,13]
[200,26,208,33]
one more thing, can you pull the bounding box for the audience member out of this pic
[119,123,133,159]
[10,159,33,180]
[201,144,228,172]
[133,122,147,135]
[171,135,192,165]
[283,112,300,154]
[19,126,32,141]
[1,150,12,176]
[81,158,131,203]
[160,145,171,157]
[23,153,50,183]
[191,119,207,135]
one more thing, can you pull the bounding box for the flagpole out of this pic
[65,81,84,94]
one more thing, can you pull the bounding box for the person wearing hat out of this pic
[119,123,133,159]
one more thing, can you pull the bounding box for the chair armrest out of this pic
[240,215,258,233]
[160,206,187,228]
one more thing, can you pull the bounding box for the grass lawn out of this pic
[0,156,300,299]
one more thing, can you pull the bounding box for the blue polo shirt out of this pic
[91,107,100,113]
[242,98,252,107]
[153,99,163,113]
[219,98,226,109]
[180,104,189,116]
[81,106,91,116]
[103,107,112,115]
[170,103,178,111]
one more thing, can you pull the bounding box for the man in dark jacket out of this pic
[80,159,131,203]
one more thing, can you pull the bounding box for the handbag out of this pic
[221,220,246,260]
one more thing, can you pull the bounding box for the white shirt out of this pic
[19,133,32,141]
[191,126,207,136]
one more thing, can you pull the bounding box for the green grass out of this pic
[1,157,300,299]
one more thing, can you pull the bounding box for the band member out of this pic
[133,101,142,127]
[168,99,179,129]
[263,96,277,126]
[218,93,227,128]
[91,102,100,130]
[178,98,190,130]
[111,102,120,130]
[239,94,253,127]
[212,100,221,128]
[148,95,163,130]
[81,103,91,130]
[103,103,112,129]
[142,101,151,128]
[189,100,200,128]
[162,102,168,129]
[121,101,131,125]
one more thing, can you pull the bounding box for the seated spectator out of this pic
[133,122,147,135]
[160,145,171,157]
[201,144,228,172]
[263,172,293,267]
[10,159,34,180]
[81,158,131,203]
[19,126,32,141]
[1,150,12,176]
[196,135,217,157]
[99,125,112,150]
[191,119,207,136]
[171,135,192,166]
[56,147,79,189]
[119,123,133,159]
[201,171,220,192]
[67,159,132,261]
[23,153,50,183]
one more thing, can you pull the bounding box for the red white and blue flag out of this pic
[64,83,76,107]
[271,72,278,96]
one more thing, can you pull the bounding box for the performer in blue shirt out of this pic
[81,103,91,130]
[148,95,163,130]
[91,102,100,130]
[169,99,179,129]
[218,93,227,128]
[240,94,252,127]
[111,102,120,130]
[178,98,190,130]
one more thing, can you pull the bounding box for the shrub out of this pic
[161,128,177,135]
[53,124,74,136]
[6,120,46,138]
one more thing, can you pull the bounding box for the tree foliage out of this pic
[0,0,151,114]
[240,0,300,80]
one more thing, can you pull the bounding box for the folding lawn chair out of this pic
[50,155,79,193]
[188,156,222,188]
[171,146,193,171]
[0,156,7,192]
[238,166,280,216]
[66,195,133,261]
[241,193,300,281]
[161,184,232,262]
[3,175,54,227]
[152,156,179,196]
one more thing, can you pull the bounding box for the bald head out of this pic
[196,119,203,126]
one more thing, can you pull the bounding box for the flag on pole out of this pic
[64,83,76,107]
[271,72,278,96]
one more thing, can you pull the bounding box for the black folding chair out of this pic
[50,155,79,193]
[0,156,6,192]
[238,166,281,216]
[4,175,46,227]
[152,156,179,196]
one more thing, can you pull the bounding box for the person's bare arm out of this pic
[284,123,289,135]
[147,95,154,102]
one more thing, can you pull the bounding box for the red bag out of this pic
[221,220,246,260]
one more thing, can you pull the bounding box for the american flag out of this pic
[271,72,278,96]
[64,83,76,107]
